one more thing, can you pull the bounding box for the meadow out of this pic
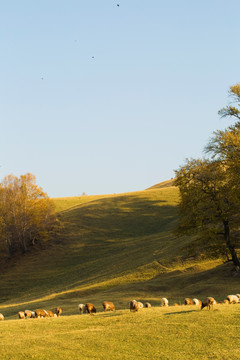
[0,304,239,360]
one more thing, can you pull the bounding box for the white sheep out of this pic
[227,295,239,304]
[192,298,201,306]
[78,304,87,314]
[0,313,4,320]
[136,301,144,309]
[160,298,168,307]
[18,311,25,319]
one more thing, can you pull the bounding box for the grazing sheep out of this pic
[130,300,137,312]
[35,309,48,318]
[137,301,144,309]
[192,298,201,306]
[46,310,55,317]
[201,297,215,310]
[103,301,115,312]
[227,295,239,304]
[54,307,62,317]
[78,304,87,314]
[160,298,168,307]
[129,300,143,312]
[24,310,35,318]
[223,299,229,304]
[85,303,96,315]
[0,313,4,321]
[18,311,25,319]
[184,298,193,305]
[145,302,151,308]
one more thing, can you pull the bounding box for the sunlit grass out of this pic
[0,305,239,360]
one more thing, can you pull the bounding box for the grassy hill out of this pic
[145,178,175,190]
[0,181,239,319]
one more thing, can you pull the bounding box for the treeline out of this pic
[175,84,240,271]
[0,173,56,257]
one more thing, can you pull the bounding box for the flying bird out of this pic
[117,4,119,6]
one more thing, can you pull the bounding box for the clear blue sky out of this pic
[1,0,240,197]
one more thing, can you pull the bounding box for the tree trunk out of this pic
[223,220,240,268]
[6,238,15,258]
[21,238,27,253]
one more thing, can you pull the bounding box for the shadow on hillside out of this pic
[163,310,199,316]
[61,194,179,241]
[97,312,122,318]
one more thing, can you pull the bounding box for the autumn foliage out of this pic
[0,173,56,257]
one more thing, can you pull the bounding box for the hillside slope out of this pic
[0,185,238,318]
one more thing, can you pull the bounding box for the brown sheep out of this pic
[103,301,115,312]
[145,302,151,308]
[184,298,193,305]
[35,309,48,318]
[54,307,62,317]
[201,297,215,310]
[24,310,35,318]
[130,300,137,312]
[85,303,96,315]
[0,313,4,321]
[223,299,229,304]
[129,300,143,312]
[18,311,25,319]
[46,310,55,317]
[173,303,179,306]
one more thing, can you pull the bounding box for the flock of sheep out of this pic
[76,294,240,315]
[0,307,62,321]
[0,294,239,321]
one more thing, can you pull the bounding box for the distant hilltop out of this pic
[145,178,175,190]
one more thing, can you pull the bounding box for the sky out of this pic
[1,0,240,197]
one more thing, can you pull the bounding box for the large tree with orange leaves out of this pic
[0,173,56,257]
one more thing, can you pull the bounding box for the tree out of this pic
[175,84,240,270]
[175,158,240,268]
[0,173,56,257]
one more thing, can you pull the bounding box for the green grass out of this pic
[0,304,239,360]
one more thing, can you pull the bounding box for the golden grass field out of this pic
[0,181,239,358]
[0,304,240,360]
